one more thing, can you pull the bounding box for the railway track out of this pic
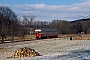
[0,37,61,48]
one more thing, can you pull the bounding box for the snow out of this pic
[1,38,90,60]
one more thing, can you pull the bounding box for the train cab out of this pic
[34,29,42,39]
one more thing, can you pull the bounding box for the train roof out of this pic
[35,28,58,32]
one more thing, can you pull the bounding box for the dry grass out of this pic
[0,35,35,43]
[58,34,90,40]
[0,34,90,43]
[58,34,78,38]
[73,34,90,40]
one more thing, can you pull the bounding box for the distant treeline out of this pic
[0,6,90,42]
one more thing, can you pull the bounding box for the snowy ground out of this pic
[5,51,90,60]
[0,38,90,60]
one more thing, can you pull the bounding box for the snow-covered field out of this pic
[0,38,90,60]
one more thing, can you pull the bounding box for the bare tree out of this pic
[27,15,35,34]
[0,6,18,43]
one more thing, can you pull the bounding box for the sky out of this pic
[0,0,90,21]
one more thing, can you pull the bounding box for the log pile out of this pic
[12,47,41,58]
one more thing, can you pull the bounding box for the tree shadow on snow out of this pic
[53,50,90,60]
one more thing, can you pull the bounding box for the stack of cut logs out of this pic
[12,47,41,58]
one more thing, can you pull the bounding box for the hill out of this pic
[70,18,90,23]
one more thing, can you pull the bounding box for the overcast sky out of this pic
[0,0,90,21]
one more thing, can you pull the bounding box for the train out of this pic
[34,28,58,39]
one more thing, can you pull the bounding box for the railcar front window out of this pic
[35,31,41,34]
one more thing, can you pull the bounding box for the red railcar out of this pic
[34,28,58,39]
